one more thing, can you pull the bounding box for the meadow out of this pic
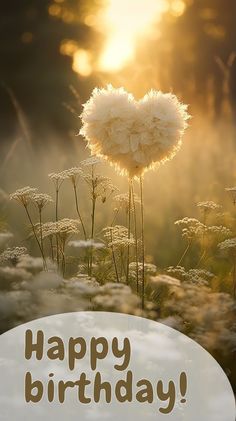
[0,0,235,395]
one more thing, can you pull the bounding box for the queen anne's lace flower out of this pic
[0,247,27,265]
[175,217,206,239]
[218,238,236,251]
[103,225,135,248]
[80,85,190,177]
[197,201,221,212]
[32,193,53,210]
[10,187,37,206]
[61,167,82,186]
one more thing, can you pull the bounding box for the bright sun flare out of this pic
[98,0,169,72]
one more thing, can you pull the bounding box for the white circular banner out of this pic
[0,312,235,420]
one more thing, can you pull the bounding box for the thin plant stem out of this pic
[89,165,96,276]
[233,257,236,298]
[73,182,89,275]
[24,205,46,268]
[60,239,66,277]
[140,176,145,309]
[55,187,60,269]
[73,184,87,239]
[177,240,192,266]
[131,180,139,294]
[110,228,119,283]
[126,180,132,284]
[49,237,54,261]
[110,207,120,227]
[39,209,45,259]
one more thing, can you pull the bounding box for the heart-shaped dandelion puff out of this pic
[80,85,190,178]
[80,85,190,307]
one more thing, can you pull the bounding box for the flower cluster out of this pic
[103,225,135,249]
[0,247,27,265]
[40,219,80,241]
[197,201,221,212]
[10,187,38,206]
[32,193,53,210]
[80,85,190,177]
[218,238,236,251]
[175,217,206,240]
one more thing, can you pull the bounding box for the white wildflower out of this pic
[103,225,135,248]
[149,275,181,287]
[82,173,118,202]
[0,247,27,265]
[113,193,140,212]
[175,217,206,239]
[10,187,37,206]
[187,269,214,286]
[61,167,82,186]
[31,193,53,210]
[48,171,68,189]
[207,225,231,237]
[80,156,104,166]
[80,85,190,177]
[197,201,221,212]
[129,262,157,275]
[166,266,187,278]
[218,238,236,251]
[68,239,105,249]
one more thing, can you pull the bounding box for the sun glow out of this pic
[98,0,169,72]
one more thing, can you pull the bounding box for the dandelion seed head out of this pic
[80,85,190,177]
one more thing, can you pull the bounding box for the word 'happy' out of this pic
[24,330,188,414]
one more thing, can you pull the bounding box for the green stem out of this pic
[126,180,132,285]
[177,241,192,266]
[49,236,54,261]
[73,183,87,239]
[55,187,60,270]
[131,180,139,294]
[140,176,145,310]
[24,205,46,268]
[89,165,96,276]
[233,257,236,298]
[110,229,119,283]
